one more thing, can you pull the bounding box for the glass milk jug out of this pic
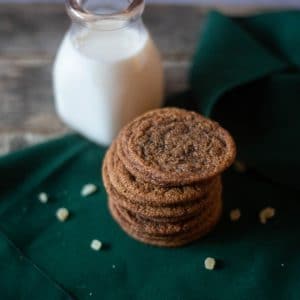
[53,0,164,145]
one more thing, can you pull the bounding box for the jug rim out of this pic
[66,0,145,25]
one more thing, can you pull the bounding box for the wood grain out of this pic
[0,4,205,59]
[0,4,203,155]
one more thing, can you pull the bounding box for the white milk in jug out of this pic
[53,0,164,145]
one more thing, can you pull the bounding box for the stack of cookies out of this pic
[102,108,236,247]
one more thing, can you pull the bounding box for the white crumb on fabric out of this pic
[38,192,49,203]
[112,264,116,269]
[56,207,69,222]
[281,263,285,267]
[81,184,98,197]
[89,292,93,296]
[233,160,247,173]
[204,257,216,270]
[230,209,241,222]
[259,207,275,224]
[90,239,102,251]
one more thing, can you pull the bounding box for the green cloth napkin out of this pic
[190,11,300,189]
[1,10,300,300]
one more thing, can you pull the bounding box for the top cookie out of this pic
[107,141,217,206]
[117,107,236,186]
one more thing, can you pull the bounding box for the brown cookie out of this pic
[109,188,214,222]
[109,198,222,239]
[117,107,236,186]
[107,141,218,206]
[110,186,221,237]
[103,157,221,221]
[108,195,222,247]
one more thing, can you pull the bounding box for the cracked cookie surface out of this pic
[117,107,236,186]
[106,141,218,206]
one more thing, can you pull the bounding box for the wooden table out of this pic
[0,4,272,155]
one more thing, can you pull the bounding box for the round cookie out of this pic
[107,141,218,206]
[117,107,236,186]
[110,195,222,239]
[103,158,221,221]
[109,189,213,222]
[108,196,222,247]
[111,186,221,237]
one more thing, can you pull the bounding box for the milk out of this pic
[53,26,164,145]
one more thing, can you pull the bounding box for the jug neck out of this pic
[66,0,145,30]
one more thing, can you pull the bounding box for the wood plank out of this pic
[144,6,206,60]
[0,60,189,131]
[0,132,59,156]
[0,4,205,60]
[0,3,282,61]
[0,5,68,59]
[0,60,190,154]
[0,60,67,134]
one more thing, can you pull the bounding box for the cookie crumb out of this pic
[233,160,247,173]
[38,192,48,203]
[56,208,69,222]
[259,207,275,224]
[112,264,116,269]
[204,257,216,270]
[90,239,102,251]
[81,184,98,197]
[89,292,93,296]
[230,209,241,222]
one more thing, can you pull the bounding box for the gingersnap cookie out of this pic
[108,196,222,247]
[117,108,236,186]
[110,195,221,238]
[106,141,218,206]
[109,187,214,222]
[111,186,221,237]
[102,158,221,221]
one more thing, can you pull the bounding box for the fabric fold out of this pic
[0,231,73,300]
[189,11,300,189]
[190,11,287,116]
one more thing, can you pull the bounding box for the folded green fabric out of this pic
[190,11,300,189]
[1,10,300,300]
[1,134,299,300]
[0,232,73,300]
